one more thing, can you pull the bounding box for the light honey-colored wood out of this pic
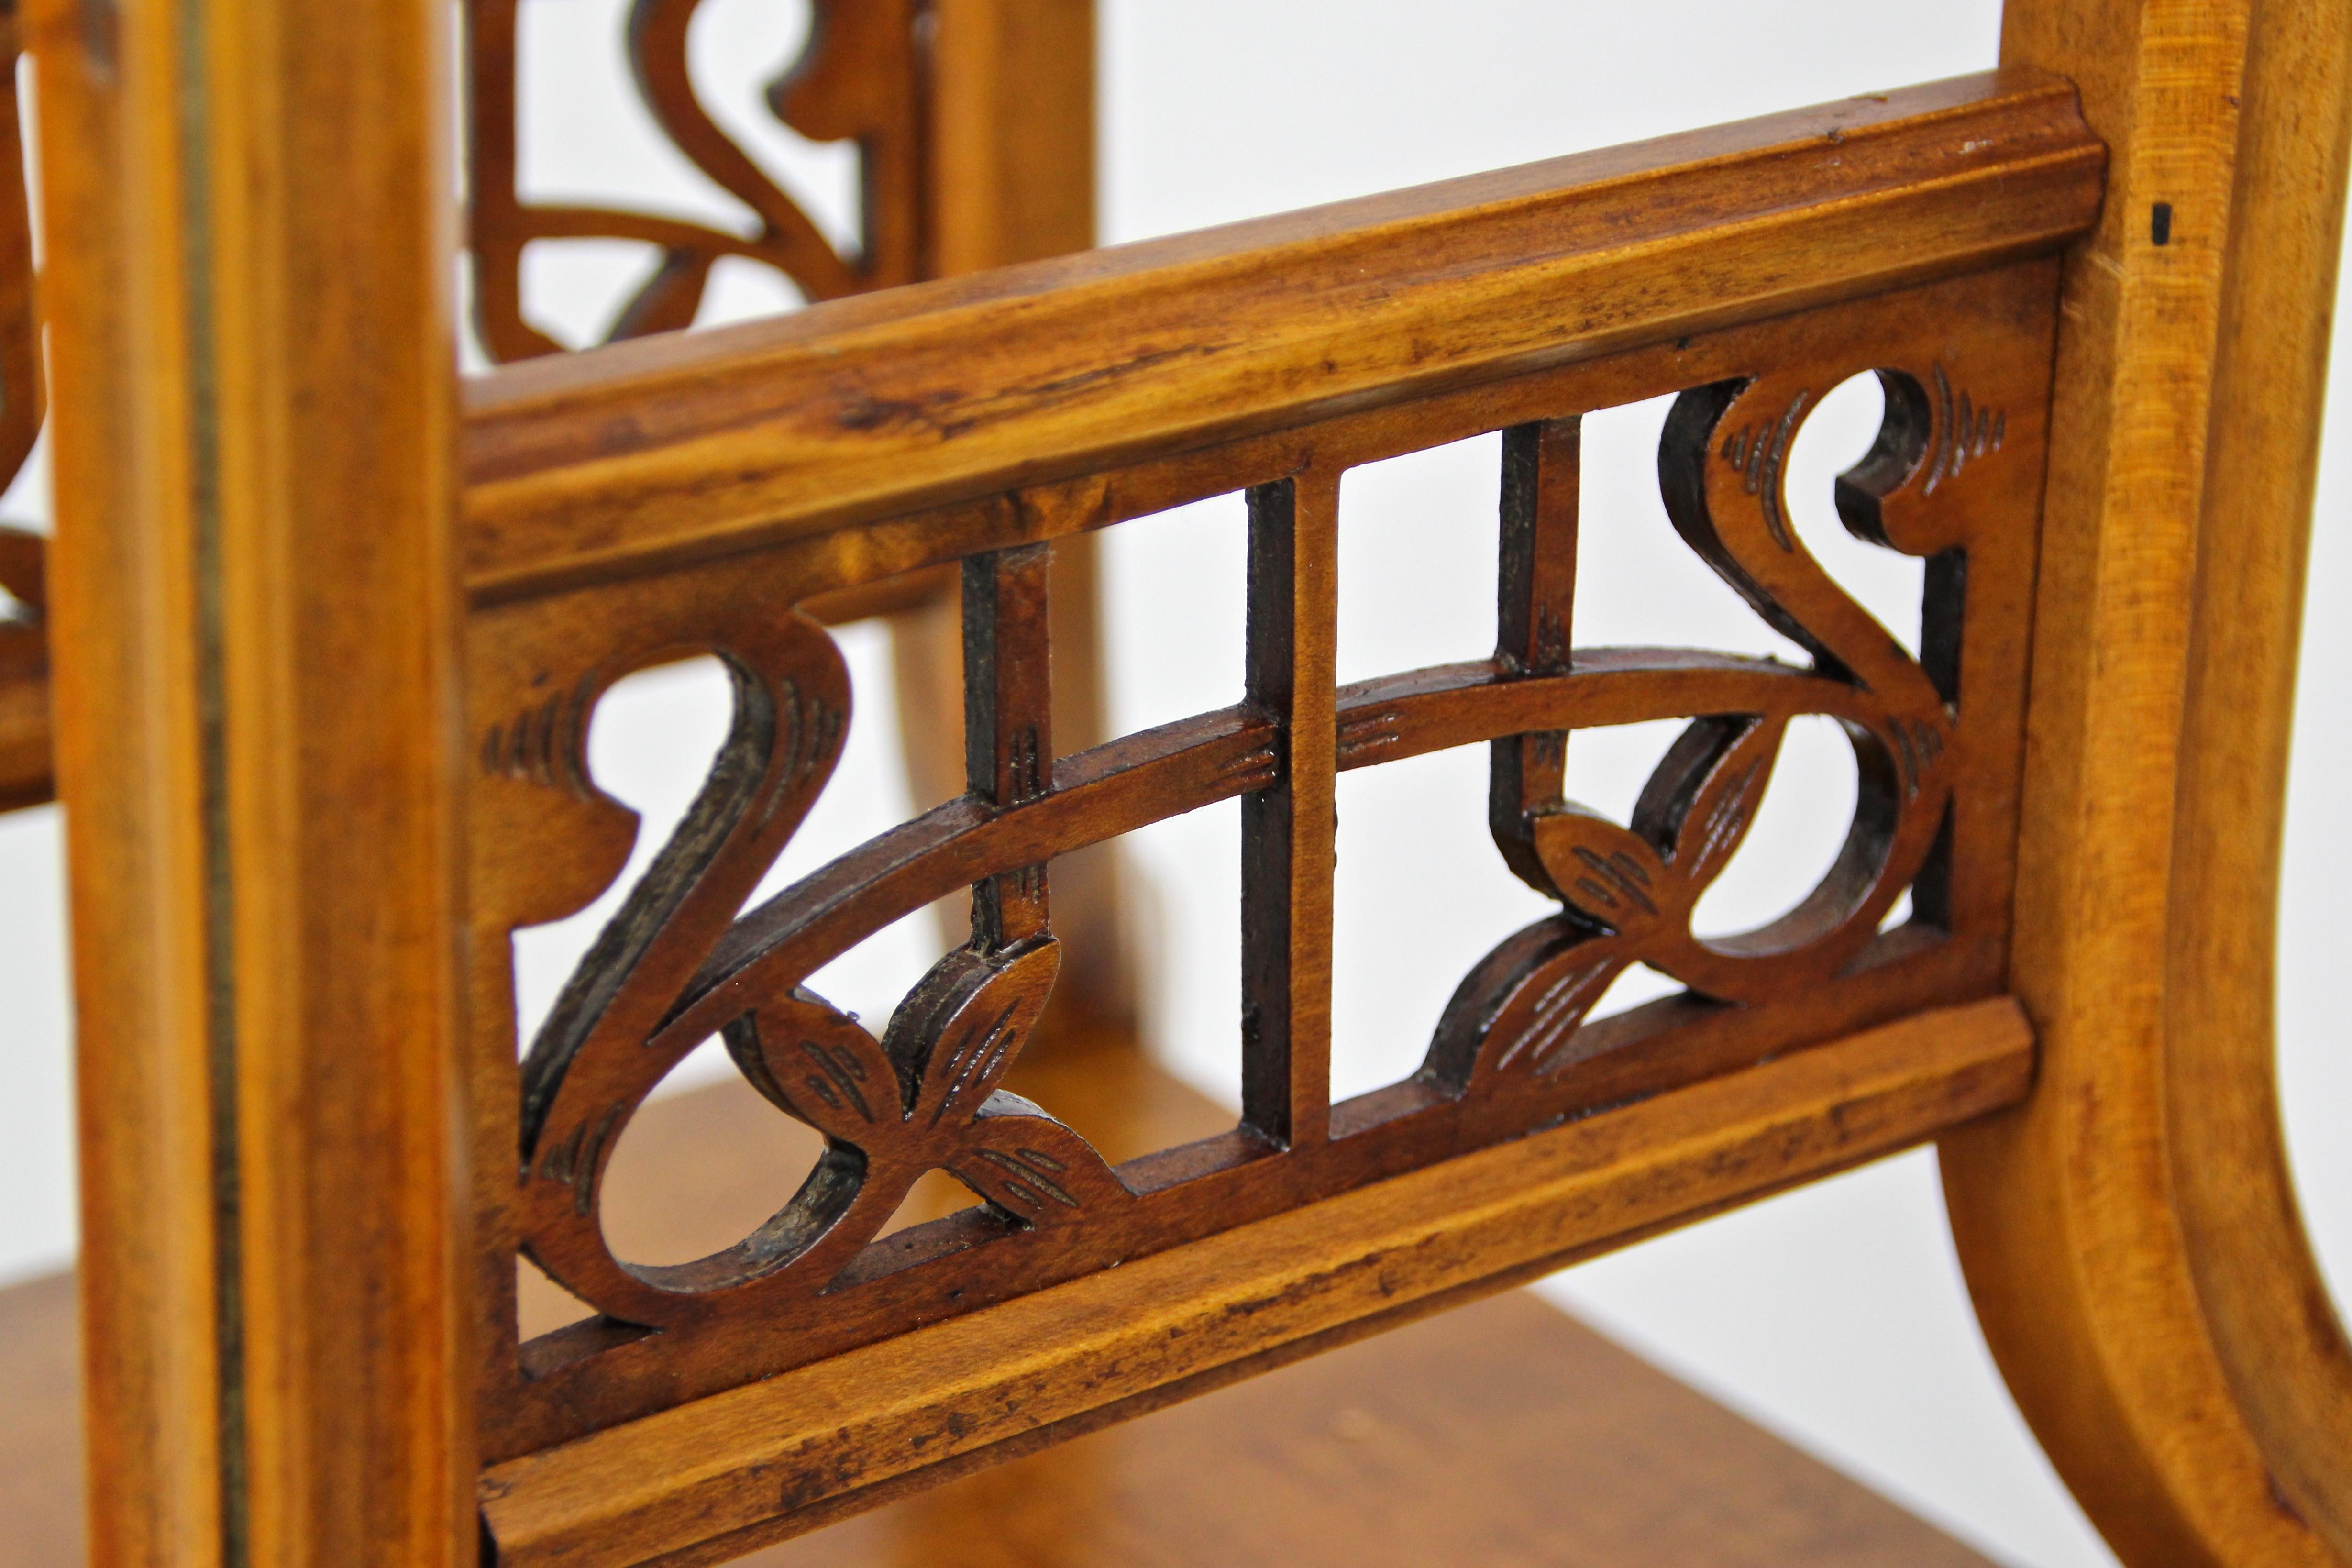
[479,997,2032,1568]
[33,0,233,1558]
[28,5,2352,1560]
[2165,0,2352,1551]
[0,1142,1997,1568]
[1940,3,2352,1568]
[891,0,1135,1042]
[458,70,2100,601]
[749,1290,1994,1568]
[30,0,476,1565]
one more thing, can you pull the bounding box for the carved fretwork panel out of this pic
[465,0,925,364]
[465,261,2054,1460]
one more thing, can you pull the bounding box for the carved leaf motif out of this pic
[1425,916,1632,1091]
[890,942,1059,1129]
[728,989,893,1136]
[1487,948,1627,1078]
[1533,807,1669,939]
[730,938,1133,1231]
[950,1095,1135,1221]
[1637,714,1785,894]
[1923,364,2007,494]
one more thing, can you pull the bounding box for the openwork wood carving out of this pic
[465,0,924,362]
[464,256,2054,1459]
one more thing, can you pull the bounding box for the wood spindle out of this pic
[1241,473,1338,1148]
[1490,417,1580,895]
[963,542,1055,948]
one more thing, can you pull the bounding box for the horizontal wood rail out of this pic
[459,68,2101,602]
[478,998,2032,1568]
[0,68,2098,816]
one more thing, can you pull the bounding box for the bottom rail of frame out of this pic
[478,995,2034,1568]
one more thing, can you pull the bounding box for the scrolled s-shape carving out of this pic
[466,258,2059,1462]
[507,608,1126,1330]
[1430,369,1967,1092]
[468,0,922,363]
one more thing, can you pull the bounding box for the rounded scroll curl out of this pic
[1428,369,1963,1092]
[502,608,1130,1330]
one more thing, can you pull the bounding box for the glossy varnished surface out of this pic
[481,1004,2029,1566]
[457,70,2099,598]
[1,1067,1993,1568]
[1938,2,2352,1565]
[749,1290,1994,1568]
[472,247,2057,1474]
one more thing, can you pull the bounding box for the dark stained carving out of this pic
[465,0,925,363]
[469,263,2055,1458]
[1924,364,2008,494]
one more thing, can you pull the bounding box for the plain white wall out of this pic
[2,7,2348,1567]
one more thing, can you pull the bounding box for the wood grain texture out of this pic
[749,1290,1994,1568]
[0,1171,1994,1568]
[925,0,1095,277]
[1239,473,1337,1148]
[31,0,477,1564]
[463,0,924,362]
[457,70,2101,600]
[0,1281,1998,1568]
[892,0,1131,1047]
[477,997,2032,1568]
[29,0,233,1556]
[1940,3,2352,1567]
[2164,0,2352,1552]
[469,254,2056,1462]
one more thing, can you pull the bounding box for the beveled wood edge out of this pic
[0,69,2101,819]
[2165,0,2352,1550]
[30,0,478,1559]
[479,995,2033,1568]
[1940,3,2352,1567]
[456,70,2101,601]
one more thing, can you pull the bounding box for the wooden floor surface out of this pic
[1,1043,1995,1568]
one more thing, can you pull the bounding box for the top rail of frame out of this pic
[459,68,2101,603]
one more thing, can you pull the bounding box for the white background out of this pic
[4,5,2349,1566]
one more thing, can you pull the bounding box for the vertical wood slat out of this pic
[912,0,1137,1040]
[31,0,475,1561]
[963,544,1054,948]
[1489,419,1581,894]
[28,1,230,1559]
[1241,473,1338,1148]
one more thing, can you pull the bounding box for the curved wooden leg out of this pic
[2165,0,2352,1547]
[1942,2,2352,1564]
